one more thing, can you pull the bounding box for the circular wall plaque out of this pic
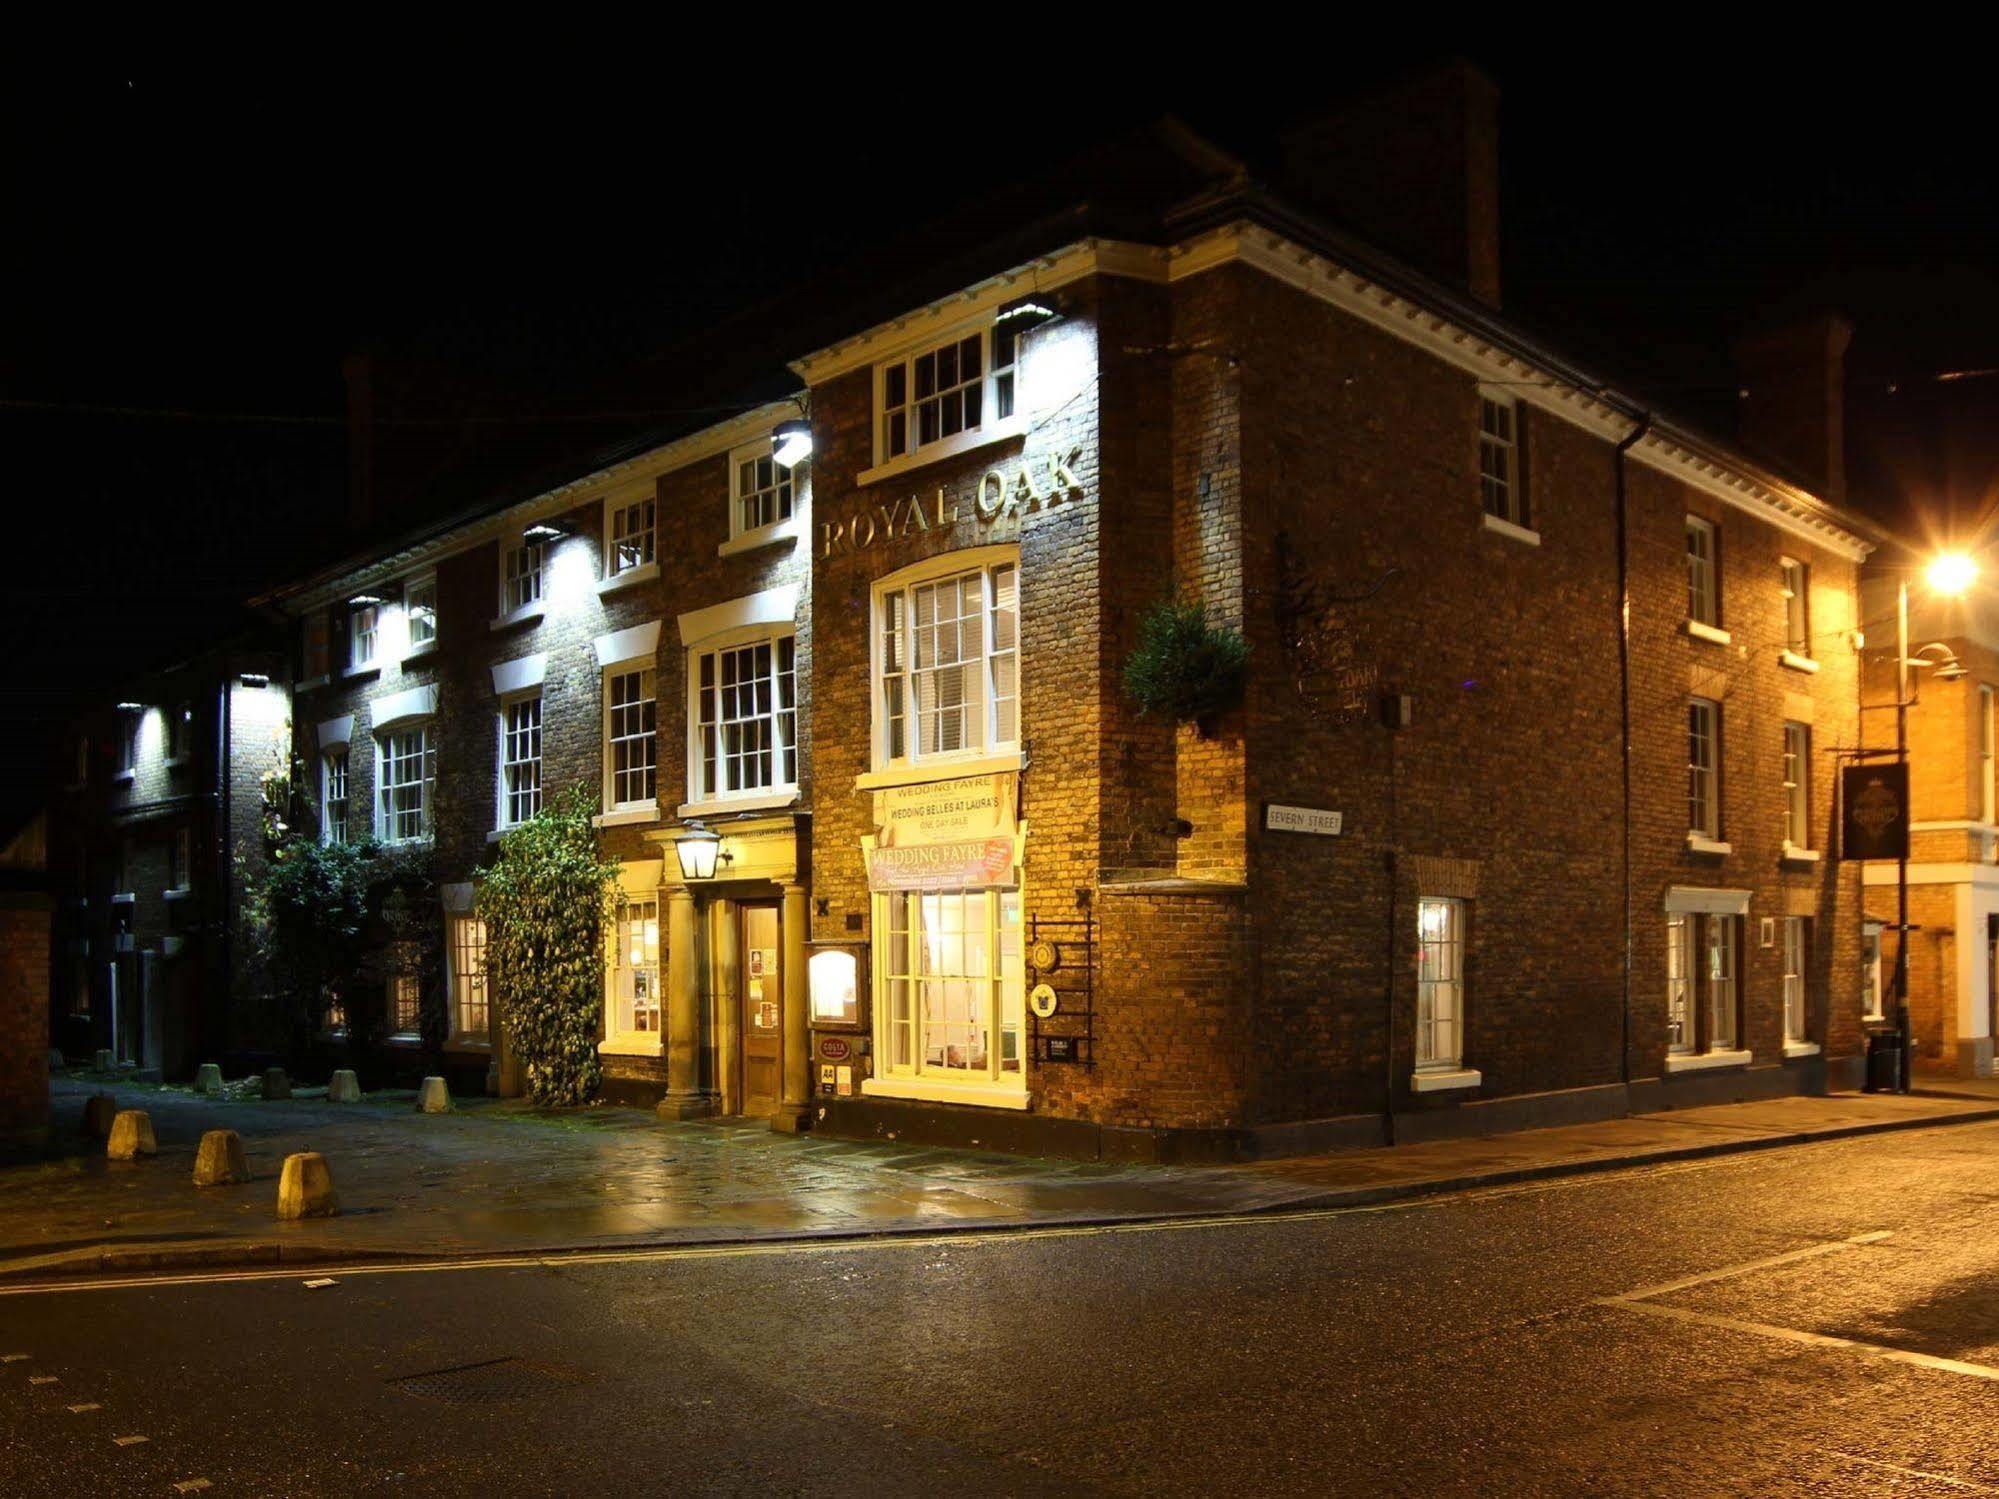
[1031,940,1061,972]
[1029,983,1059,1019]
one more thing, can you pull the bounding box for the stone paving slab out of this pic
[7,1073,1999,1281]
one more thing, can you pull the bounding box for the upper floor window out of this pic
[1478,392,1524,528]
[166,704,191,764]
[605,666,658,811]
[1685,516,1718,627]
[875,325,1020,466]
[1779,558,1809,655]
[691,634,797,803]
[72,736,89,788]
[876,553,1019,769]
[501,541,543,618]
[322,749,349,845]
[405,574,438,650]
[376,726,434,843]
[1688,697,1720,838]
[500,694,543,828]
[1783,721,1811,848]
[731,443,797,540]
[608,495,656,578]
[350,604,379,670]
[117,716,137,777]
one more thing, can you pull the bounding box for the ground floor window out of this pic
[389,969,421,1036]
[1783,916,1810,1044]
[1862,921,1885,1020]
[607,897,661,1043]
[1415,897,1466,1070]
[450,913,488,1042]
[877,887,1024,1084]
[1668,911,1741,1055]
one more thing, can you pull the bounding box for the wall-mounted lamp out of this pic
[348,592,386,607]
[238,673,271,689]
[771,418,813,470]
[115,701,142,713]
[675,822,731,881]
[523,518,575,545]
[995,294,1060,331]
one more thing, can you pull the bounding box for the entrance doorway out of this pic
[738,902,782,1117]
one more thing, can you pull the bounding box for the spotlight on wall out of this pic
[995,294,1059,331]
[238,672,271,689]
[523,518,575,545]
[771,419,813,470]
[348,592,385,607]
[115,701,142,713]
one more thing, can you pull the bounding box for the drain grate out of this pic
[392,1356,594,1405]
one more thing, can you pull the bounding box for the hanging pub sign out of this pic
[866,772,1020,892]
[1841,762,1910,862]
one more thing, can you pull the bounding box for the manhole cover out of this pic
[392,1357,593,1404]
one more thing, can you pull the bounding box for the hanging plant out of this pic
[1122,598,1249,732]
[479,785,621,1106]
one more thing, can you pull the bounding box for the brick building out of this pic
[45,640,288,1080]
[245,68,1878,1156]
[1,812,52,1147]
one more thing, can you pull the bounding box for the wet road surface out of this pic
[9,1118,1999,1496]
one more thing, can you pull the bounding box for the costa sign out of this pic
[821,448,1085,558]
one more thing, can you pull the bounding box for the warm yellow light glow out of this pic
[1927,553,1979,596]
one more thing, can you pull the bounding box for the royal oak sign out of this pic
[821,448,1085,558]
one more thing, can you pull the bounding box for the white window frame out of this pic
[321,748,350,845]
[1862,920,1885,1021]
[605,489,657,581]
[388,966,421,1038]
[447,911,489,1045]
[374,724,435,845]
[1779,557,1809,656]
[165,703,191,765]
[604,895,663,1051]
[1477,389,1524,528]
[1415,897,1467,1071]
[728,440,800,545]
[404,572,438,652]
[869,885,1026,1100]
[1783,915,1809,1044]
[118,715,137,776]
[1686,515,1718,628]
[1705,913,1739,1052]
[349,603,379,671]
[602,662,659,815]
[1666,913,1694,1054]
[1689,697,1721,839]
[499,540,544,621]
[686,628,798,809]
[1782,720,1811,849]
[871,546,1021,775]
[498,692,543,830]
[872,323,1022,470]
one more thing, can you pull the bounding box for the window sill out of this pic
[446,1036,492,1053]
[1783,1040,1821,1059]
[677,790,800,819]
[163,756,188,771]
[1780,843,1823,866]
[162,887,194,903]
[490,607,545,633]
[296,674,331,693]
[378,836,435,851]
[401,643,437,667]
[1663,1048,1752,1074]
[856,751,1025,792]
[1686,834,1733,856]
[861,1074,1031,1110]
[384,1033,421,1048]
[718,517,803,559]
[112,770,135,786]
[1779,650,1820,675]
[598,1038,664,1059]
[598,562,660,597]
[1684,619,1732,647]
[1480,513,1540,547]
[1409,1067,1483,1094]
[342,664,381,682]
[594,804,661,830]
[856,416,1029,489]
[110,892,136,906]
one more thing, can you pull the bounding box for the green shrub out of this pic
[1122,599,1249,726]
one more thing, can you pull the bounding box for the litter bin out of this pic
[1864,1029,1904,1093]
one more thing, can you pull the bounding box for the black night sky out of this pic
[5,45,1997,826]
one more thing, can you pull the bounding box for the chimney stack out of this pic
[1280,60,1502,308]
[1734,314,1852,505]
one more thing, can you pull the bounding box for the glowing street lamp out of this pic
[771,419,813,470]
[675,822,724,882]
[1927,552,1979,597]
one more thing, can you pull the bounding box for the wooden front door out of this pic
[739,903,782,1117]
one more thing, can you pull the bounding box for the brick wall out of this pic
[0,896,51,1139]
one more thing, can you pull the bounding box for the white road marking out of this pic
[27,1374,56,1384]
[1610,1298,1999,1382]
[1829,1452,1999,1493]
[0,1353,27,1361]
[172,1480,212,1493]
[112,1434,148,1446]
[66,1403,100,1413]
[1599,1230,1892,1305]
[302,1278,336,1288]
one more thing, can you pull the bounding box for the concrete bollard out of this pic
[276,1152,338,1219]
[93,1048,114,1073]
[106,1110,157,1161]
[47,1048,66,1074]
[415,1076,451,1114]
[327,1069,361,1103]
[194,1063,225,1096]
[81,1092,119,1140]
[192,1130,250,1187]
[262,1067,292,1100]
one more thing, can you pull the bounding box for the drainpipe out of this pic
[1615,412,1652,1092]
[216,670,232,1068]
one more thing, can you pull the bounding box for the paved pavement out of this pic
[7,1072,1999,1281]
[12,1113,1999,1493]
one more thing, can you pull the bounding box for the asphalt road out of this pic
[8,1119,1999,1497]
